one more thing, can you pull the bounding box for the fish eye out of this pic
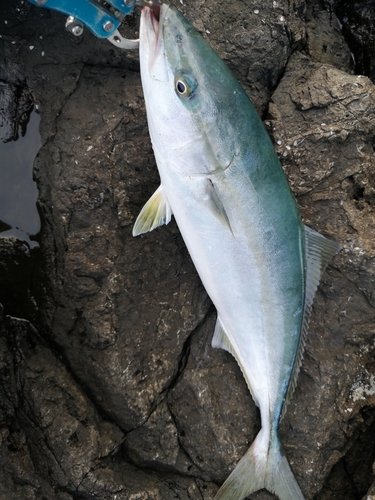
[174,73,197,99]
[176,80,187,95]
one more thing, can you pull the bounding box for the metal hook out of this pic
[107,29,139,49]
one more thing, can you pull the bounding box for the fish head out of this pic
[140,4,248,176]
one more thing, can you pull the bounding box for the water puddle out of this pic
[0,107,41,249]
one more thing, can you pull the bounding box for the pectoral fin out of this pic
[206,180,233,234]
[132,185,173,236]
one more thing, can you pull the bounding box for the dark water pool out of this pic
[0,107,41,249]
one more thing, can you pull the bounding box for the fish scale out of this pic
[133,4,340,499]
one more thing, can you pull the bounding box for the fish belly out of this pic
[160,162,305,425]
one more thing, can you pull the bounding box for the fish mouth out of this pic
[140,4,170,82]
[142,4,161,38]
[149,4,161,23]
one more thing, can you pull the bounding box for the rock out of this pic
[0,238,38,321]
[0,61,32,143]
[0,309,122,499]
[269,52,375,498]
[124,399,194,474]
[37,64,212,433]
[175,0,306,114]
[305,0,353,73]
[3,315,124,489]
[333,0,375,82]
[363,469,375,500]
[168,313,258,483]
[0,0,375,498]
[0,309,214,499]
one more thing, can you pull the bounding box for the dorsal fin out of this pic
[281,225,340,417]
[132,185,172,236]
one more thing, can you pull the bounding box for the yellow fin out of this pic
[132,185,172,236]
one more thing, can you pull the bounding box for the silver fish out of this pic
[134,5,340,499]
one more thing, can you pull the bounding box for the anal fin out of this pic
[212,316,236,355]
[212,316,259,407]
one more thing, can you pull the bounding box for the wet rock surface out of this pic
[0,0,375,499]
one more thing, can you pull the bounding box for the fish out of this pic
[133,4,340,499]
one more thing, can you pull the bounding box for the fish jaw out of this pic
[139,5,169,83]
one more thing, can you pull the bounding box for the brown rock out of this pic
[1,0,375,498]
[270,51,375,499]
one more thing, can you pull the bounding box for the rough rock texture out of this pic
[1,0,375,498]
[269,51,375,499]
[333,0,375,82]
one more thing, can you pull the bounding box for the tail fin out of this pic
[214,428,304,500]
